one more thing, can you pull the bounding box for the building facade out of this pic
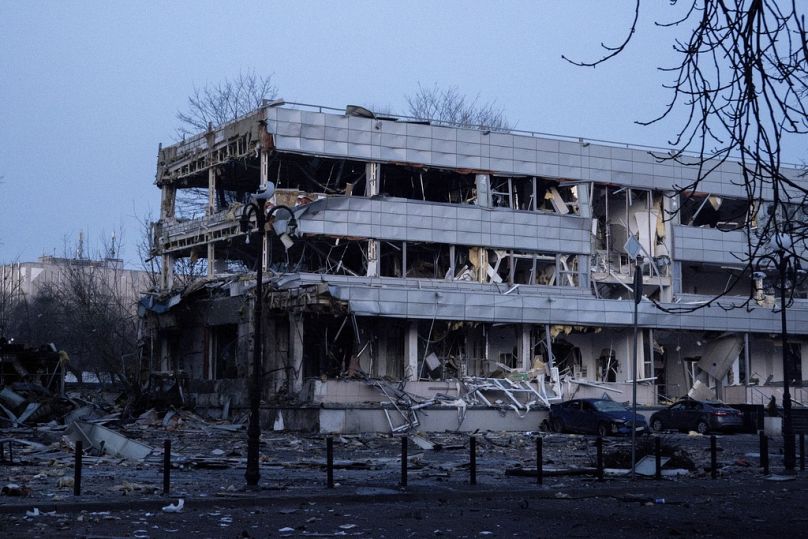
[142,102,808,430]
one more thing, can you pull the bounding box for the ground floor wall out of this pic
[143,293,808,419]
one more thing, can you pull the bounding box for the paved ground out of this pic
[0,427,804,537]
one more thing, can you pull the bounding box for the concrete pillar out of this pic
[366,162,380,277]
[474,174,491,283]
[520,325,532,371]
[404,321,419,381]
[475,174,491,207]
[159,185,176,291]
[289,313,304,394]
[576,182,591,290]
[160,184,176,221]
[207,168,221,278]
[161,254,174,290]
[662,192,679,301]
[260,149,269,191]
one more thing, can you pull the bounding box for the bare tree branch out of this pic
[569,1,808,313]
[406,83,510,131]
[175,70,278,139]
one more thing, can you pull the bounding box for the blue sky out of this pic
[0,1,803,266]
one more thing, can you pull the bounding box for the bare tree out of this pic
[8,241,146,390]
[565,1,808,310]
[406,83,510,131]
[175,70,278,138]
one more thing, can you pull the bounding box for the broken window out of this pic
[597,348,619,382]
[679,194,752,230]
[681,263,751,296]
[209,324,238,380]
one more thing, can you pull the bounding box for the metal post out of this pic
[326,436,334,488]
[74,440,82,496]
[655,437,662,480]
[0,441,4,462]
[400,436,408,488]
[630,254,642,478]
[469,435,477,485]
[710,435,717,479]
[779,255,796,472]
[536,437,543,485]
[760,431,769,475]
[800,433,805,472]
[596,436,604,481]
[163,439,171,495]
[245,200,266,487]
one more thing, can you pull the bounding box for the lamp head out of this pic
[251,182,276,202]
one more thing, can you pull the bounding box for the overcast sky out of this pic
[1,1,804,267]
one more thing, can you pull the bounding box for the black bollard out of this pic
[469,435,477,485]
[400,436,408,488]
[8,441,12,464]
[326,436,334,488]
[800,433,805,472]
[163,439,171,495]
[536,437,543,485]
[760,431,769,475]
[710,435,717,479]
[596,436,604,481]
[655,437,662,480]
[0,440,4,462]
[74,440,82,496]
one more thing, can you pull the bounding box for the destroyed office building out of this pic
[140,102,808,432]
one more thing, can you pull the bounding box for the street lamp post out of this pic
[624,235,644,479]
[756,236,803,473]
[240,184,297,487]
[630,253,643,478]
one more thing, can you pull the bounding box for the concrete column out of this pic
[289,313,304,394]
[161,254,174,290]
[474,174,491,283]
[662,192,679,301]
[207,168,217,278]
[207,243,216,278]
[159,184,176,291]
[160,185,176,221]
[520,325,532,371]
[576,182,591,290]
[260,149,269,191]
[475,174,491,207]
[366,162,380,277]
[404,321,419,380]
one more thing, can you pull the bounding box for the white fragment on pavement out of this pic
[278,527,295,534]
[339,523,358,530]
[162,499,185,513]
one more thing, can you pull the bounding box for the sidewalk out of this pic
[2,470,806,515]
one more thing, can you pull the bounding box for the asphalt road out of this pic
[2,475,808,538]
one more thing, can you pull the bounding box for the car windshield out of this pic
[592,401,627,412]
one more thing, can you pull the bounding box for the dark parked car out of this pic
[649,399,744,434]
[549,398,648,436]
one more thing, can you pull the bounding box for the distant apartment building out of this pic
[140,102,808,432]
